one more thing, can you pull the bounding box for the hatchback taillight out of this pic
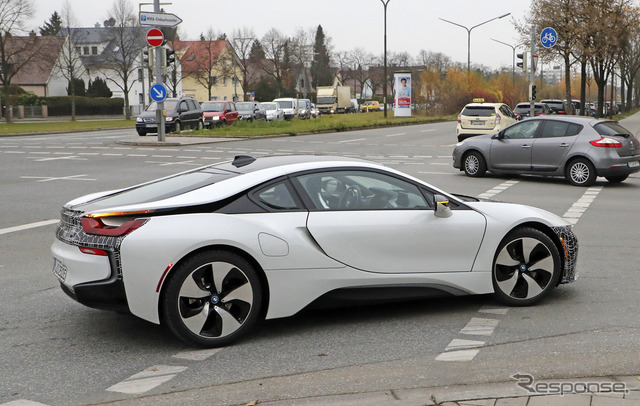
[589,137,622,148]
[457,113,461,123]
[495,114,502,125]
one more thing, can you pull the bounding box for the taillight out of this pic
[457,113,461,123]
[495,114,502,124]
[590,137,622,148]
[81,217,147,237]
[79,247,108,256]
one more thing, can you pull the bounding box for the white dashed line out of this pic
[435,349,480,362]
[385,132,406,137]
[562,187,602,225]
[106,365,187,394]
[173,348,223,361]
[338,138,366,143]
[459,317,500,336]
[0,219,58,236]
[477,180,519,199]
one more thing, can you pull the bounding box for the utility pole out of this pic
[530,25,536,119]
[153,0,166,142]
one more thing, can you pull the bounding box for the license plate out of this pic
[145,124,156,128]
[629,161,639,168]
[470,121,486,125]
[52,258,67,282]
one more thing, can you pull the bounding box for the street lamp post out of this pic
[381,0,390,118]
[439,13,511,77]
[490,38,522,85]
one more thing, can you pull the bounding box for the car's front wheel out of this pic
[463,151,487,177]
[492,227,561,306]
[161,250,263,347]
[174,121,181,133]
[566,158,596,186]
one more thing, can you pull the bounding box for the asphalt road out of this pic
[0,119,638,405]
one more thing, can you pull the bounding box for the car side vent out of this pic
[232,155,256,168]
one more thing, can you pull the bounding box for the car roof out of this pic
[524,115,610,125]
[463,103,503,108]
[214,155,371,174]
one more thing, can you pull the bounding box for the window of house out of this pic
[91,46,98,55]
[83,46,89,55]
[223,77,227,86]
[138,68,143,81]
[210,76,217,86]
[75,46,81,54]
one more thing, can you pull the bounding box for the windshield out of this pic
[276,100,292,108]
[262,103,277,110]
[201,102,225,112]
[317,97,334,104]
[148,100,178,111]
[236,102,253,112]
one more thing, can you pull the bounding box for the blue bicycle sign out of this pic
[540,27,558,48]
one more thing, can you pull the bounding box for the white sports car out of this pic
[51,155,578,347]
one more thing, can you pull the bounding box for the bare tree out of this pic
[185,28,235,101]
[232,27,256,101]
[101,0,143,119]
[0,0,37,121]
[55,0,85,121]
[261,28,288,97]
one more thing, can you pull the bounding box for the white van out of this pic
[273,98,298,120]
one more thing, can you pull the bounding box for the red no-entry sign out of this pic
[146,28,164,47]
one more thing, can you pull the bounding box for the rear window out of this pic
[594,122,632,138]
[461,106,496,117]
[201,102,225,112]
[75,168,239,211]
[276,101,293,108]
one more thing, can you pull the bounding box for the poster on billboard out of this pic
[393,72,411,117]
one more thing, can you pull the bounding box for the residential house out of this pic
[177,39,243,102]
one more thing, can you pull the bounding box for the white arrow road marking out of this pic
[106,365,187,394]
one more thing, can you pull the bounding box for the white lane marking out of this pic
[0,220,59,236]
[435,349,480,362]
[106,365,187,394]
[477,180,519,199]
[421,129,436,132]
[562,187,602,225]
[21,174,96,182]
[385,132,406,137]
[418,171,456,175]
[459,317,500,336]
[0,400,51,405]
[444,339,486,351]
[33,155,87,162]
[173,348,223,361]
[478,307,510,315]
[338,138,366,143]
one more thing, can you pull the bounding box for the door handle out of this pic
[521,144,531,149]
[559,143,569,147]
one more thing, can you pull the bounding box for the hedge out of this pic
[41,96,124,116]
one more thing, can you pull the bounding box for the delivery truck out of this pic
[316,86,351,114]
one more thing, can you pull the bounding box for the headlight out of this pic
[136,117,143,122]
[165,117,174,122]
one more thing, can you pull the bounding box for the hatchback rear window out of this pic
[461,106,496,117]
[594,122,632,138]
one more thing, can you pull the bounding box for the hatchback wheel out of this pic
[566,158,596,186]
[162,250,262,347]
[463,151,487,177]
[492,227,561,306]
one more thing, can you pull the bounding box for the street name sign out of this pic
[139,12,183,27]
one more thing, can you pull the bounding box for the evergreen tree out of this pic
[39,11,63,36]
[311,25,333,89]
[66,78,86,97]
[249,39,265,61]
[87,77,113,98]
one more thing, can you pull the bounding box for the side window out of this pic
[295,170,428,211]
[179,101,188,112]
[253,181,299,211]
[188,99,199,111]
[567,123,582,136]
[540,121,578,138]
[502,120,541,139]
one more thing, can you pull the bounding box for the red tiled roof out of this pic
[10,36,67,86]
[174,40,229,74]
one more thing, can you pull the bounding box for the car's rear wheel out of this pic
[566,158,596,186]
[605,174,628,183]
[162,250,262,347]
[463,151,487,177]
[492,227,561,306]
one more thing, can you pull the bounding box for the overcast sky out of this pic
[30,0,533,70]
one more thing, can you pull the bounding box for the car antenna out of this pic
[232,155,256,168]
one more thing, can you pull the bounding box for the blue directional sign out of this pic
[150,83,167,102]
[540,27,558,48]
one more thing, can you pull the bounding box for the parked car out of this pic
[273,98,298,120]
[262,102,285,121]
[456,99,518,142]
[51,154,578,347]
[361,100,380,112]
[201,101,239,128]
[540,99,567,115]
[348,99,359,113]
[136,96,203,136]
[453,116,640,186]
[513,102,551,119]
[310,103,319,118]
[236,102,267,121]
[297,99,312,119]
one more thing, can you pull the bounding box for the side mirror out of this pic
[434,194,452,218]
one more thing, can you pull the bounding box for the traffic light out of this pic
[165,48,175,67]
[143,48,154,68]
[517,52,528,73]
[529,84,537,101]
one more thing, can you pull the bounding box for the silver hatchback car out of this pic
[452,116,640,186]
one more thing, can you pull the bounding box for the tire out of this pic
[605,174,628,183]
[566,158,596,186]
[174,121,181,133]
[197,120,203,131]
[161,250,263,347]
[463,151,487,177]
[137,130,146,136]
[492,227,561,306]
